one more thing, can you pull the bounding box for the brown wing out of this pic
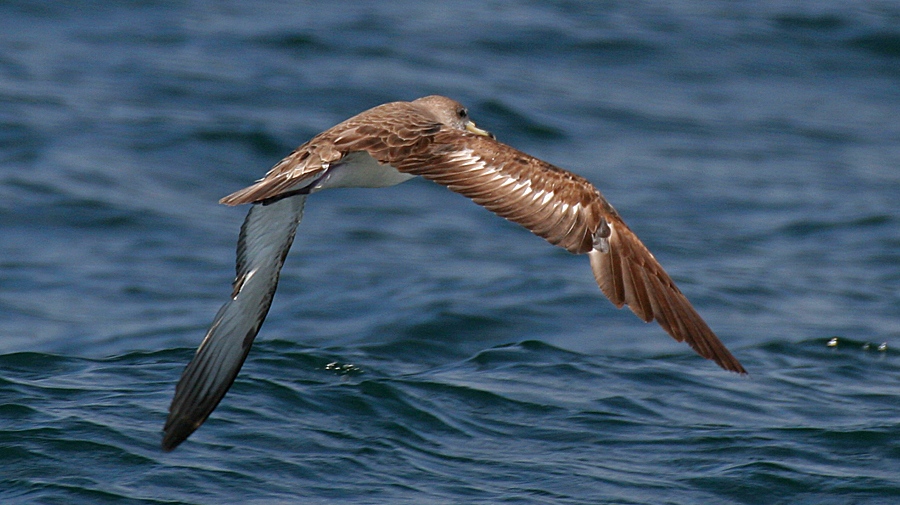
[387,133,746,374]
[389,133,608,254]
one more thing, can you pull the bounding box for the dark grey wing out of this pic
[162,195,307,451]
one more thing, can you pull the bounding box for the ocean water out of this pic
[1,1,898,503]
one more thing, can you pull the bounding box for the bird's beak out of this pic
[466,121,496,139]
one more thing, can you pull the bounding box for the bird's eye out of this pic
[458,108,468,119]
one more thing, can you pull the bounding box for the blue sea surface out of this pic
[1,1,898,503]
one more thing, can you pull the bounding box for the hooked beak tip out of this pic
[466,121,495,139]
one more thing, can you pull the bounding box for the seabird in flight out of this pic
[162,95,745,451]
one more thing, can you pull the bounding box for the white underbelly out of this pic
[311,151,416,191]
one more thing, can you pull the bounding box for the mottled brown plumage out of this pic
[219,95,744,373]
[163,95,744,452]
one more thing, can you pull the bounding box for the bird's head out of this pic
[412,95,496,139]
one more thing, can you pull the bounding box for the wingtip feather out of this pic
[587,234,746,375]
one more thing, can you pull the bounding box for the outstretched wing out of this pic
[162,195,307,451]
[390,133,607,254]
[388,133,747,374]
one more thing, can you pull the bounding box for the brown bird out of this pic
[162,95,746,451]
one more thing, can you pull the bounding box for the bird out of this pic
[162,95,746,451]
